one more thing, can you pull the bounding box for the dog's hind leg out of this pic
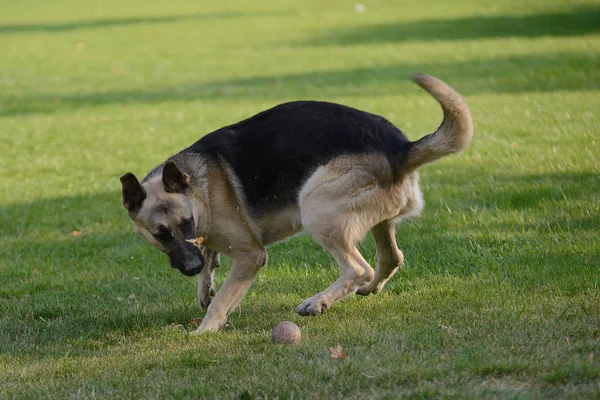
[295,241,374,316]
[296,158,391,316]
[356,219,404,296]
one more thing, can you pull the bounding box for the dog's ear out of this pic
[120,172,146,214]
[162,161,190,193]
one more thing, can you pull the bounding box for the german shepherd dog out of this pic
[120,74,472,333]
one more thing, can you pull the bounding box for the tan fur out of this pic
[195,153,423,322]
[213,156,264,245]
[260,205,302,245]
[182,152,425,329]
[194,160,267,332]
[134,176,205,252]
[294,154,423,315]
[356,220,404,296]
[201,159,260,255]
[405,74,473,170]
[135,158,268,333]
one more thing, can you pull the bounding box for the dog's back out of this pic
[182,101,410,214]
[179,74,472,217]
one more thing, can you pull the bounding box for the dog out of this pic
[120,74,473,333]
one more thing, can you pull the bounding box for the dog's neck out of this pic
[195,158,262,256]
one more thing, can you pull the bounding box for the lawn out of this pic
[1,0,599,398]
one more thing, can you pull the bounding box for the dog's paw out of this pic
[192,317,224,334]
[355,283,381,296]
[198,287,216,309]
[296,297,329,316]
[191,326,219,335]
[197,278,217,309]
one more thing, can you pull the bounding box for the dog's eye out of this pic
[154,226,173,242]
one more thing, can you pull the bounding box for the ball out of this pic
[271,321,301,344]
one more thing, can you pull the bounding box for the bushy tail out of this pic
[405,74,473,170]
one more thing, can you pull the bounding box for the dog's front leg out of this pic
[197,247,221,309]
[194,249,267,333]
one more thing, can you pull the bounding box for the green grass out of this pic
[1,0,599,398]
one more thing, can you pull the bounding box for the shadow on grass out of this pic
[0,193,202,356]
[1,169,598,354]
[305,7,600,45]
[421,169,600,240]
[0,190,186,282]
[425,169,600,211]
[0,191,163,295]
[483,171,600,212]
[0,191,122,237]
[0,10,287,34]
[2,52,598,116]
[402,168,600,287]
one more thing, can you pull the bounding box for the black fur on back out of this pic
[181,101,411,215]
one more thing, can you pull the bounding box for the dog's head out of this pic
[120,161,206,276]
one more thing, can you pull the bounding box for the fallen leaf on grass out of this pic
[330,345,346,359]
[187,318,202,328]
[441,325,454,335]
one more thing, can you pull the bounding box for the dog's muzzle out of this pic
[168,243,204,276]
